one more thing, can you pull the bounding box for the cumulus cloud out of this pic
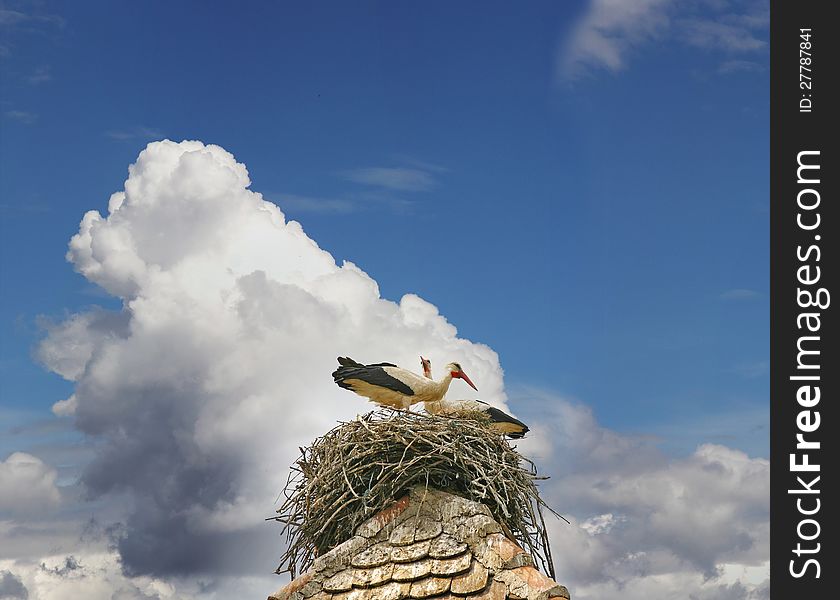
[11,139,768,599]
[0,453,61,518]
[51,394,78,417]
[516,394,768,599]
[36,310,130,381]
[36,140,505,578]
[3,554,188,600]
[0,551,283,600]
[0,570,28,599]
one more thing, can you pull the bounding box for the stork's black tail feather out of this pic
[336,356,399,369]
[332,357,409,394]
[337,356,364,368]
[332,358,363,389]
[484,406,530,439]
[505,426,530,439]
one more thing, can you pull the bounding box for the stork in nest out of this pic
[332,356,478,410]
[420,356,530,438]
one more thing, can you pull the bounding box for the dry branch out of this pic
[269,410,563,580]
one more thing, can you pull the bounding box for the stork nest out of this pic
[270,409,563,580]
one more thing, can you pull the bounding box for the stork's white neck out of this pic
[436,371,454,389]
[423,363,452,385]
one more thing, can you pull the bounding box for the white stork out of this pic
[420,356,530,439]
[332,356,478,410]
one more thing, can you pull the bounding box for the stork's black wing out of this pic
[483,405,530,439]
[337,356,398,368]
[332,358,414,396]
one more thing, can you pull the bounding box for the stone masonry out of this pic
[268,486,569,600]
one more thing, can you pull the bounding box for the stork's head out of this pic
[420,356,432,378]
[445,362,478,391]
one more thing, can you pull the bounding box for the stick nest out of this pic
[270,410,562,580]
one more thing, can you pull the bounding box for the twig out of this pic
[270,410,563,581]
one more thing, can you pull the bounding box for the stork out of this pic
[332,356,478,410]
[420,356,530,439]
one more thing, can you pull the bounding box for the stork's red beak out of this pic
[459,371,478,391]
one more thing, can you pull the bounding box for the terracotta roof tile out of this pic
[391,558,432,582]
[332,589,370,600]
[389,517,443,546]
[428,535,468,559]
[367,582,411,600]
[390,541,431,564]
[494,567,568,600]
[353,564,395,588]
[429,553,471,577]
[352,544,392,569]
[469,580,507,600]
[408,576,451,598]
[323,570,354,593]
[267,487,570,600]
[450,561,489,595]
[356,496,412,539]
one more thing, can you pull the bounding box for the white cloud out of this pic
[579,513,624,535]
[36,310,129,381]
[567,569,769,600]
[559,0,769,79]
[517,394,768,599]
[51,394,78,417]
[9,139,768,599]
[559,0,673,78]
[4,553,188,600]
[1,551,281,600]
[36,139,505,579]
[0,569,28,599]
[0,453,61,517]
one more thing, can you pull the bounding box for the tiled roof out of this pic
[268,486,569,600]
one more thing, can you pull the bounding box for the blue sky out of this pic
[2,0,768,455]
[1,2,770,598]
